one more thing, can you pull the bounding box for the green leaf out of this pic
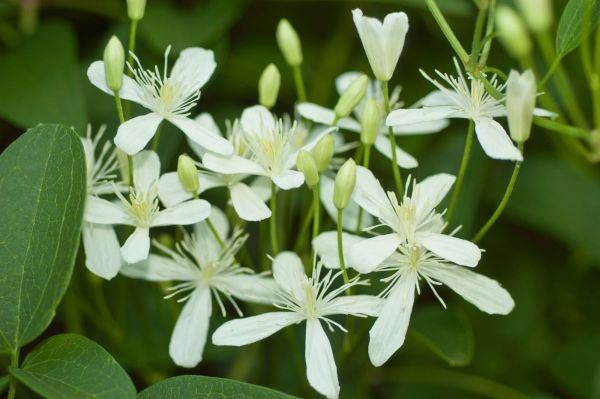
[0,124,86,354]
[138,375,298,399]
[411,305,474,366]
[0,375,9,393]
[9,334,136,399]
[0,23,86,131]
[556,0,600,57]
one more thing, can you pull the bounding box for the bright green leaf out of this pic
[9,334,136,399]
[0,124,86,354]
[556,0,600,57]
[138,375,298,399]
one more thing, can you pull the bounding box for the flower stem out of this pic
[473,144,523,243]
[7,349,19,399]
[293,200,315,253]
[193,191,225,248]
[478,0,496,66]
[124,19,138,119]
[469,1,488,70]
[151,123,162,152]
[381,80,404,196]
[355,144,371,233]
[311,183,320,244]
[292,65,307,102]
[446,120,474,224]
[426,0,469,64]
[270,183,279,255]
[336,209,351,295]
[114,92,135,188]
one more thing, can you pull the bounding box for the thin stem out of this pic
[469,2,488,70]
[538,56,561,88]
[292,65,307,102]
[381,81,404,196]
[206,219,225,249]
[336,209,351,295]
[446,121,474,224]
[124,19,138,119]
[114,92,135,188]
[311,184,320,244]
[7,349,19,399]
[151,123,162,152]
[473,143,524,243]
[426,0,469,64]
[532,116,591,140]
[478,0,496,66]
[355,144,371,233]
[293,200,315,253]
[270,183,279,254]
[593,26,600,131]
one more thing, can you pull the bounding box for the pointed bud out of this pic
[515,0,552,34]
[334,74,368,119]
[126,0,146,21]
[296,150,319,187]
[360,99,380,145]
[506,70,536,143]
[495,5,532,59]
[259,63,281,109]
[177,154,200,194]
[333,159,356,210]
[276,19,303,67]
[311,134,335,173]
[103,36,125,92]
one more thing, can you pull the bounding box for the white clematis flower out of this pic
[84,150,211,264]
[121,208,277,368]
[87,46,233,156]
[212,252,383,399]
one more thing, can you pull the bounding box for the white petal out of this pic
[212,312,302,346]
[86,60,143,104]
[474,117,523,161]
[133,150,161,193]
[170,48,216,96]
[374,135,418,169]
[414,90,453,107]
[153,199,211,226]
[386,106,459,127]
[121,227,150,264]
[201,205,229,238]
[114,113,163,155]
[532,107,557,118]
[312,231,365,270]
[297,103,360,131]
[368,271,417,367]
[352,166,397,224]
[82,223,122,280]
[349,233,402,273]
[120,254,197,281]
[420,233,481,267]
[305,319,340,399]
[85,196,132,225]
[189,113,222,158]
[157,172,193,208]
[169,116,233,156]
[425,263,515,314]
[391,119,450,135]
[415,173,455,220]
[248,177,272,202]
[272,170,304,190]
[202,153,267,176]
[323,295,383,317]
[319,175,373,230]
[273,251,306,297]
[217,275,278,304]
[230,182,271,221]
[241,105,276,135]
[169,287,212,368]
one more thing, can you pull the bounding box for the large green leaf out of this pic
[138,375,298,399]
[556,0,600,57]
[9,334,136,399]
[0,23,86,131]
[0,124,86,354]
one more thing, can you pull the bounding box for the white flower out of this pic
[298,72,449,169]
[84,150,211,264]
[352,8,409,82]
[506,69,536,142]
[212,252,383,399]
[121,208,276,368]
[87,46,233,156]
[158,113,272,222]
[202,105,334,191]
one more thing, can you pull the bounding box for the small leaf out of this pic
[0,124,86,354]
[411,305,474,366]
[9,334,136,399]
[138,375,298,399]
[556,0,600,57]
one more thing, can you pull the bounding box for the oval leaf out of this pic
[556,0,600,57]
[0,124,86,354]
[138,375,297,399]
[9,334,136,399]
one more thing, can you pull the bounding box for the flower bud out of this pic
[126,0,146,21]
[360,98,380,145]
[177,154,200,194]
[515,0,552,34]
[506,70,536,143]
[334,74,368,119]
[495,6,532,59]
[103,36,125,92]
[259,63,281,109]
[311,134,335,173]
[296,150,319,187]
[333,159,356,210]
[276,19,303,67]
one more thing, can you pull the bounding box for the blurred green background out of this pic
[0,0,599,398]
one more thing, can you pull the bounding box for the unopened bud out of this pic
[276,19,303,66]
[296,150,319,187]
[177,154,199,194]
[259,63,281,109]
[360,98,380,145]
[515,0,552,34]
[333,159,356,210]
[495,6,532,59]
[334,74,368,119]
[126,0,146,21]
[103,36,125,92]
[506,69,536,143]
[311,134,335,172]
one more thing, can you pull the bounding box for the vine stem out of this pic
[114,92,134,188]
[193,191,225,248]
[124,19,138,119]
[425,0,469,64]
[355,144,371,233]
[446,120,474,224]
[381,81,404,196]
[336,209,351,295]
[270,183,279,255]
[311,183,320,245]
[292,65,307,102]
[7,349,19,399]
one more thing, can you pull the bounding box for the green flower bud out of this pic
[360,98,380,145]
[296,150,319,187]
[506,69,536,143]
[334,74,368,119]
[127,0,146,21]
[156,233,174,249]
[333,159,356,210]
[495,6,532,59]
[311,134,335,173]
[103,36,125,92]
[259,63,281,109]
[515,0,552,34]
[177,154,199,194]
[276,19,303,67]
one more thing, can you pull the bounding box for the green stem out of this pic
[532,116,591,140]
[593,26,600,131]
[426,0,469,64]
[336,209,351,295]
[293,200,315,253]
[151,123,162,152]
[270,183,279,254]
[446,121,474,224]
[311,184,320,245]
[115,92,135,188]
[473,143,524,243]
[538,56,561,88]
[469,2,488,70]
[381,81,404,196]
[478,0,496,66]
[124,19,138,119]
[7,349,19,399]
[292,65,307,102]
[355,144,371,233]
[206,219,225,249]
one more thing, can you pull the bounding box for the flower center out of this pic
[387,191,417,243]
[302,283,319,318]
[244,120,295,173]
[125,189,159,227]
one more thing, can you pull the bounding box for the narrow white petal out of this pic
[241,105,276,135]
[474,117,523,161]
[297,103,360,132]
[170,48,216,96]
[202,153,267,176]
[312,231,365,270]
[323,295,383,317]
[386,107,458,127]
[114,113,163,155]
[305,319,340,399]
[200,205,229,238]
[532,107,557,118]
[391,119,450,135]
[86,60,143,104]
[121,227,150,264]
[217,275,279,304]
[157,172,193,208]
[85,196,132,225]
[353,166,397,224]
[230,182,271,221]
[414,173,455,220]
[273,251,306,297]
[189,113,222,158]
[82,223,122,280]
[272,170,304,190]
[153,199,211,226]
[133,150,161,193]
[349,233,402,273]
[120,254,197,281]
[414,90,453,107]
[248,177,272,202]
[374,135,418,169]
[169,116,233,156]
[319,175,372,230]
[212,312,302,346]
[420,233,481,267]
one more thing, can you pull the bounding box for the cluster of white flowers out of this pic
[82,7,548,399]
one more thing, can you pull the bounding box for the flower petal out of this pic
[82,223,122,280]
[241,105,276,135]
[153,199,211,226]
[170,48,216,96]
[420,233,481,267]
[374,135,418,169]
[474,117,523,161]
[386,106,458,127]
[273,251,306,297]
[85,196,132,225]
[272,170,304,190]
[217,275,279,304]
[157,172,193,208]
[202,153,267,176]
[121,227,150,264]
[212,312,302,346]
[349,233,402,273]
[319,175,373,230]
[305,319,340,399]
[120,254,197,281]
[169,115,233,156]
[415,173,455,220]
[297,103,360,131]
[390,119,450,135]
[312,231,365,270]
[352,166,397,225]
[86,60,143,104]
[115,113,163,155]
[133,150,161,193]
[189,113,222,158]
[230,182,271,221]
[323,295,383,317]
